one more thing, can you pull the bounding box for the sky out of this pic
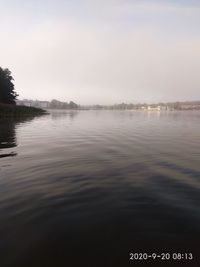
[0,0,200,104]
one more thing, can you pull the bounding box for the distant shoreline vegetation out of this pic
[17,99,200,111]
[17,99,79,110]
[87,101,200,111]
[0,103,48,118]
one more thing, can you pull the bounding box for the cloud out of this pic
[0,1,200,104]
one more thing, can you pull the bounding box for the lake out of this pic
[0,110,200,267]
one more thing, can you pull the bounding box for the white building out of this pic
[147,106,161,111]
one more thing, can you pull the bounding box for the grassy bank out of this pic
[0,103,48,118]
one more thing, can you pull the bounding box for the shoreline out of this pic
[0,103,48,118]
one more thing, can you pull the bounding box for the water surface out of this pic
[0,110,200,266]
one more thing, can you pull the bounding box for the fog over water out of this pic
[0,0,200,104]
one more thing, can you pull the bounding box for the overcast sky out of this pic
[0,0,200,104]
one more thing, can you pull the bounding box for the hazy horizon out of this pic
[1,0,200,105]
[17,97,200,106]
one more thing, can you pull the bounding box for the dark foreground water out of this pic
[0,110,200,267]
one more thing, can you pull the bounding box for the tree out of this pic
[173,102,182,110]
[69,101,78,109]
[0,67,18,104]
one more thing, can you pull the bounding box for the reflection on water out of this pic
[0,117,36,159]
[0,110,200,267]
[0,119,18,159]
[0,120,17,148]
[0,152,17,159]
[50,109,79,121]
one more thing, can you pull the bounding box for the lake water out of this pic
[0,110,200,267]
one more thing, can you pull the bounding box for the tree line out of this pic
[49,99,79,109]
[0,67,18,104]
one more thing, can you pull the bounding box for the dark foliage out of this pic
[0,67,18,104]
[0,103,48,118]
